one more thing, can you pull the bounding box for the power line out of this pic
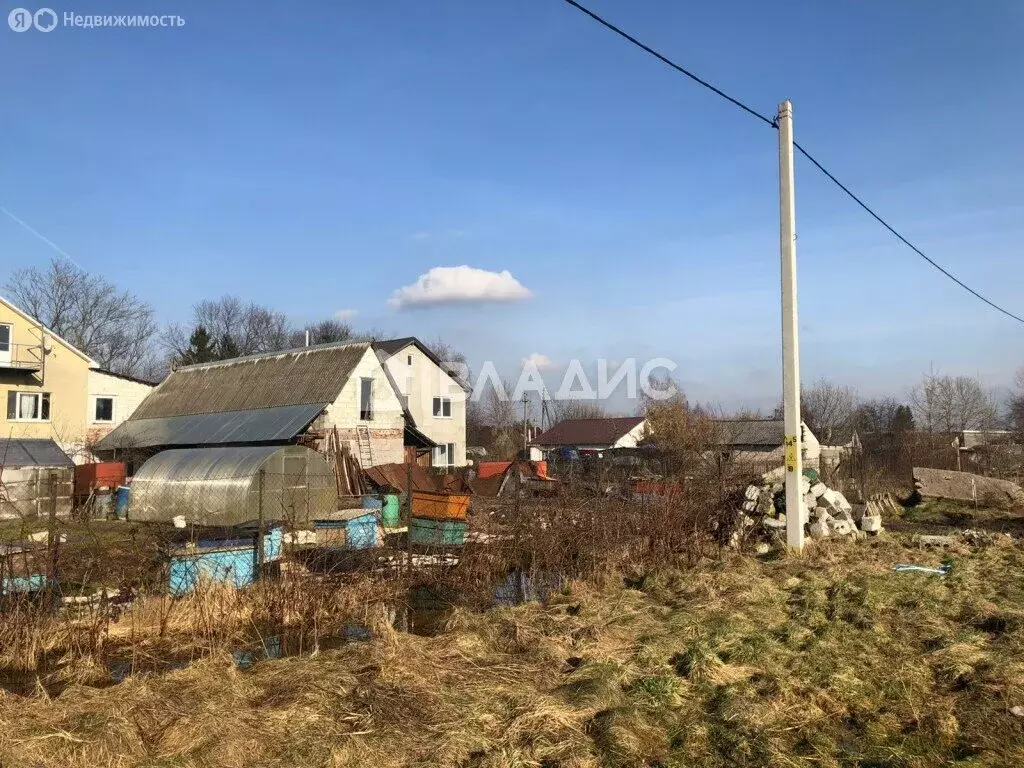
[558,0,1024,325]
[559,0,775,128]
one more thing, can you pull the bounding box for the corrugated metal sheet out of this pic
[129,445,336,526]
[132,342,369,420]
[95,402,327,451]
[0,439,74,468]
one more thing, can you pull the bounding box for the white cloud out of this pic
[389,265,533,309]
[521,352,556,370]
[334,308,358,320]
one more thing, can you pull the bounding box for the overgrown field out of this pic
[2,531,1024,767]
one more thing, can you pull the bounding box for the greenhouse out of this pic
[129,445,337,527]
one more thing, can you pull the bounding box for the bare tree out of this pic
[641,383,716,478]
[1009,367,1024,435]
[288,319,353,348]
[424,337,471,381]
[773,378,856,442]
[549,399,605,424]
[4,258,157,376]
[909,369,999,433]
[162,295,290,361]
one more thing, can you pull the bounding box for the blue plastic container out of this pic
[169,527,283,596]
[114,486,130,520]
[314,512,379,550]
[409,518,467,546]
[361,495,383,510]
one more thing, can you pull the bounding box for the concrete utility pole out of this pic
[777,99,804,552]
[522,392,530,454]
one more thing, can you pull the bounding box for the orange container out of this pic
[477,461,511,479]
[74,462,127,496]
[411,491,470,521]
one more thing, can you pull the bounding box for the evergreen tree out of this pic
[217,333,241,360]
[891,405,915,433]
[177,325,217,365]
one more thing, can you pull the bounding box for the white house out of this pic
[532,416,647,453]
[86,369,157,447]
[95,341,410,468]
[374,337,468,468]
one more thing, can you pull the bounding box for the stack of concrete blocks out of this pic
[740,474,883,542]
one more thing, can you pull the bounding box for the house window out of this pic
[432,396,452,418]
[433,442,456,468]
[407,354,412,365]
[0,324,11,362]
[93,396,115,423]
[359,378,373,421]
[6,391,51,421]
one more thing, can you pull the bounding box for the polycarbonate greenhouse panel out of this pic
[129,445,337,527]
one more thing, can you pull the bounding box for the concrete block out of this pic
[829,518,856,536]
[744,485,760,501]
[860,515,883,533]
[755,542,771,555]
[800,476,811,494]
[809,520,830,539]
[803,493,817,509]
[810,482,828,498]
[834,492,853,513]
[762,514,787,529]
[742,499,757,512]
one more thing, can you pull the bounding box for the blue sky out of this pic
[2,0,1022,412]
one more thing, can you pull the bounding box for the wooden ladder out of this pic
[356,425,374,468]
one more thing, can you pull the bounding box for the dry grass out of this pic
[2,531,1024,766]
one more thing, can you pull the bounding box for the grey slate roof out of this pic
[714,419,786,447]
[94,403,326,451]
[96,342,371,451]
[131,342,369,420]
[0,438,74,468]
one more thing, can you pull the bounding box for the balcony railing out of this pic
[0,343,44,372]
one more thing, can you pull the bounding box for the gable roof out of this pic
[0,438,74,468]
[0,294,95,365]
[713,419,785,447]
[131,342,370,420]
[95,342,373,451]
[532,417,645,447]
[372,337,471,392]
[90,367,160,387]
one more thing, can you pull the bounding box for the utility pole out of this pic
[522,392,529,454]
[777,99,804,552]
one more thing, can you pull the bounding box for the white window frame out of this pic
[6,391,51,422]
[433,442,456,468]
[0,323,11,364]
[432,396,452,419]
[92,395,116,424]
[359,377,374,421]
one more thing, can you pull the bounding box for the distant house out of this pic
[86,369,157,446]
[94,341,426,470]
[1,293,153,461]
[532,416,647,453]
[712,418,821,469]
[373,337,468,468]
